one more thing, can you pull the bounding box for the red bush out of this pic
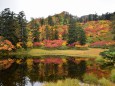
[33,42,41,47]
[90,41,115,47]
[42,40,65,48]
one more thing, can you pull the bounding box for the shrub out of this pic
[67,42,77,47]
[62,41,67,46]
[100,47,115,66]
[42,40,66,49]
[33,42,41,47]
[16,42,22,48]
[90,41,115,48]
[110,69,115,83]
[99,77,112,86]
[0,36,14,52]
[101,50,115,61]
[95,57,105,65]
[26,41,33,48]
[83,73,98,84]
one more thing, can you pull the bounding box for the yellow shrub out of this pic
[40,42,44,46]
[26,41,33,48]
[62,41,67,46]
[16,42,22,48]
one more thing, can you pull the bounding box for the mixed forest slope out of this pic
[28,11,114,43]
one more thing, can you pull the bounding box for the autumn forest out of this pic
[0,8,115,86]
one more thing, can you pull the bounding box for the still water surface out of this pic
[0,56,109,86]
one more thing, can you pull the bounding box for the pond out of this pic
[0,56,110,86]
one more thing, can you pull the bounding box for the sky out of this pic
[0,0,115,21]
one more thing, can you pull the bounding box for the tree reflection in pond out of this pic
[67,57,86,79]
[0,56,87,86]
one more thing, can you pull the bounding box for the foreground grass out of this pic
[27,48,107,58]
[43,78,80,86]
[43,78,115,86]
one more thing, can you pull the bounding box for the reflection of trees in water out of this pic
[27,62,39,86]
[0,59,14,70]
[0,62,27,86]
[38,63,59,82]
[67,57,77,77]
[0,58,87,86]
[31,57,86,82]
[67,57,86,79]
[78,60,86,80]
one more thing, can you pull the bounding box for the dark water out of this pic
[0,56,108,86]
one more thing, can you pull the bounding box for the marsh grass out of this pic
[99,77,112,86]
[43,78,80,86]
[83,73,98,84]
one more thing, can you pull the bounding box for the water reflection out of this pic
[67,57,86,79]
[0,56,87,86]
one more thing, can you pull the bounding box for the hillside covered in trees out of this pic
[28,11,115,43]
[0,8,115,49]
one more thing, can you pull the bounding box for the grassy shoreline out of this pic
[13,48,107,58]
